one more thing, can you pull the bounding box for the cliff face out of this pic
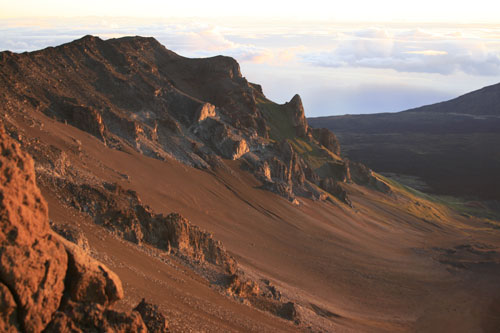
[0,35,380,205]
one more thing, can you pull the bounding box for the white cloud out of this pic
[301,27,500,76]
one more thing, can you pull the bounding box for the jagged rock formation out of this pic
[0,126,167,332]
[47,176,300,323]
[0,35,384,205]
[134,299,169,333]
[53,180,237,274]
[311,127,341,156]
[285,94,308,138]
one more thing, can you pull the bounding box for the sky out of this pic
[1,1,500,116]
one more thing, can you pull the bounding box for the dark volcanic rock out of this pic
[51,222,90,253]
[134,299,169,333]
[285,94,308,138]
[57,181,237,274]
[311,127,341,156]
[1,35,376,206]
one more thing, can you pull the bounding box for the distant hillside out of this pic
[309,83,500,201]
[403,82,500,115]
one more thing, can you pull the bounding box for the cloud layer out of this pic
[301,27,500,76]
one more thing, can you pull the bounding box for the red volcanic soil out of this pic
[9,104,500,332]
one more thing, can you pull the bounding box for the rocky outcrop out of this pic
[319,177,351,206]
[134,299,169,333]
[348,160,391,194]
[42,97,107,143]
[311,127,341,156]
[285,94,308,138]
[51,222,90,253]
[193,118,249,160]
[0,126,67,332]
[194,102,216,122]
[0,126,167,332]
[226,274,260,298]
[57,181,237,274]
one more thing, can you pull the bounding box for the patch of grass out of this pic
[257,97,340,175]
[379,174,500,221]
[257,97,295,142]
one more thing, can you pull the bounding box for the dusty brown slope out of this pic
[1,36,500,332]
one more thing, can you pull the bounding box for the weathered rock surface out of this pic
[0,125,168,332]
[46,301,147,333]
[194,102,216,122]
[56,180,237,274]
[51,222,90,253]
[0,125,67,332]
[61,237,124,306]
[134,299,169,333]
[0,282,18,332]
[311,127,341,156]
[285,94,308,138]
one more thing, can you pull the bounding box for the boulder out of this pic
[134,298,169,333]
[46,301,147,333]
[61,237,124,306]
[0,126,68,332]
[311,128,341,156]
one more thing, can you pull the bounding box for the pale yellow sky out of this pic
[1,0,499,23]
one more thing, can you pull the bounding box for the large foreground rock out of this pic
[0,125,166,332]
[0,126,67,332]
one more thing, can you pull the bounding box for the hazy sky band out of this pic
[2,0,500,23]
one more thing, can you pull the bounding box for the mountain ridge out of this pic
[402,82,500,116]
[309,82,500,201]
[0,34,385,206]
